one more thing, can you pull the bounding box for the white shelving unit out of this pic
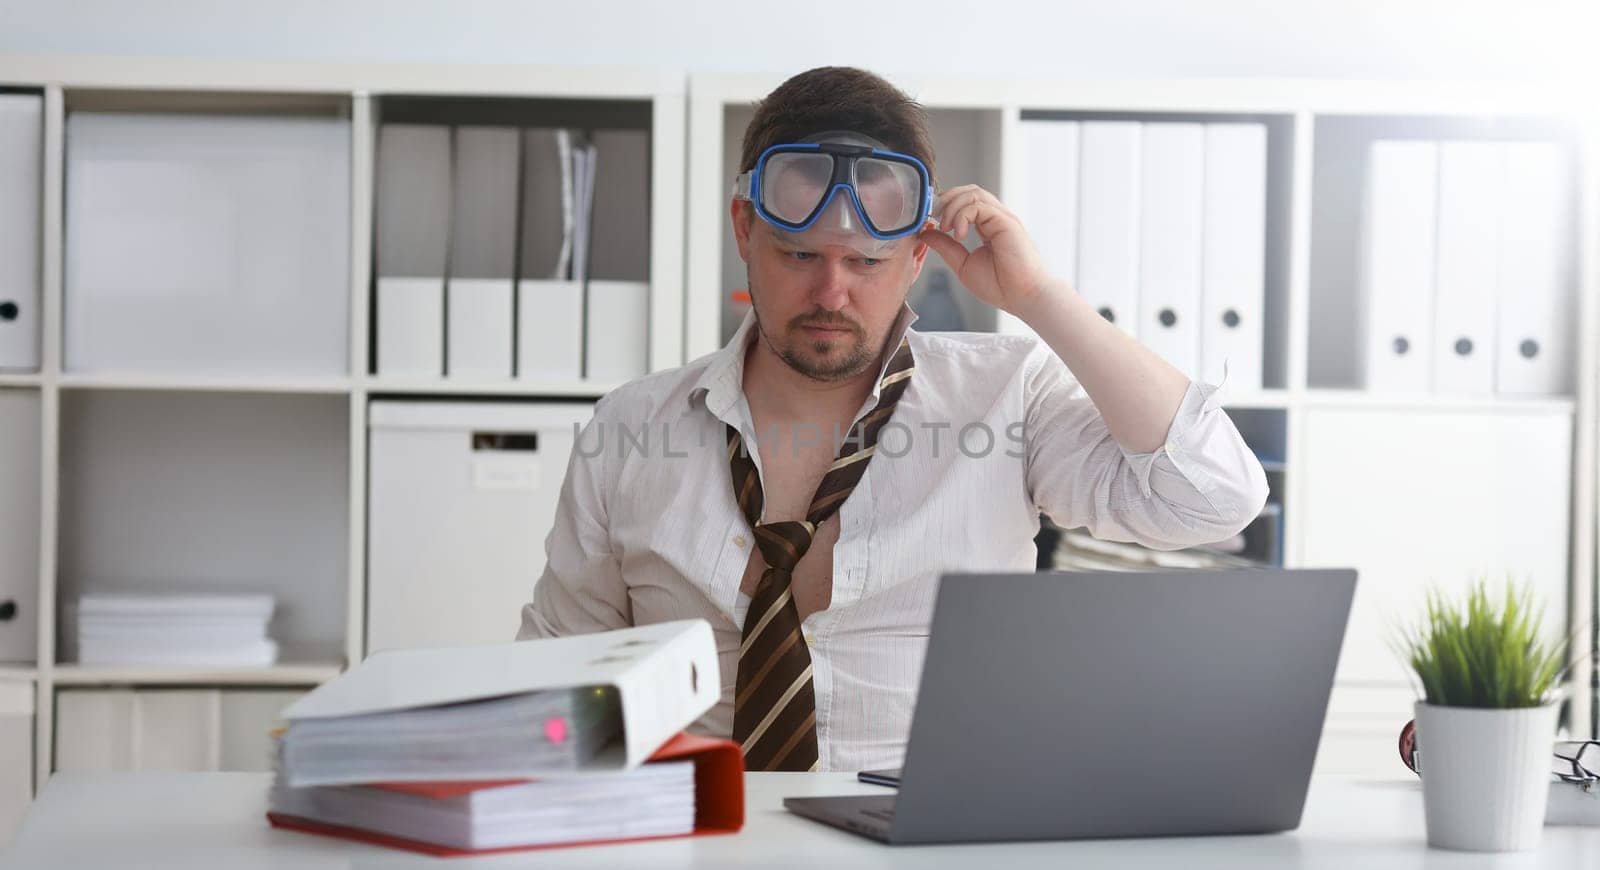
[0,53,687,820]
[688,72,1599,777]
[0,55,1593,823]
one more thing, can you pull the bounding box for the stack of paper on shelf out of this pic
[75,592,278,667]
[267,619,744,856]
[1050,528,1263,572]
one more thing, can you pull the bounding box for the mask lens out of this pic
[853,157,923,234]
[759,152,834,225]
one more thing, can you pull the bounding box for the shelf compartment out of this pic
[55,391,350,665]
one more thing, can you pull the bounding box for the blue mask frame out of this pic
[734,142,935,240]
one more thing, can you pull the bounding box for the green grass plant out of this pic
[1396,580,1566,709]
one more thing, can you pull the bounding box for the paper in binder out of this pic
[272,620,736,856]
[280,620,720,780]
[1496,142,1572,396]
[1432,142,1502,395]
[1137,123,1205,378]
[269,733,743,856]
[446,126,518,380]
[0,94,42,372]
[280,685,623,787]
[516,128,583,381]
[1076,122,1141,335]
[1358,140,1438,392]
[375,124,451,377]
[1199,123,1267,391]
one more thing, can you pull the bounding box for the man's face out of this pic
[731,198,928,383]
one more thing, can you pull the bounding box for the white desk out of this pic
[6,773,1600,868]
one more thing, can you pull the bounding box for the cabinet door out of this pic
[55,689,136,771]
[219,690,300,772]
[0,679,32,847]
[56,689,213,771]
[0,390,40,663]
[55,688,304,773]
[1300,407,1571,776]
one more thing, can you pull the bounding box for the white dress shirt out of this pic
[518,306,1270,772]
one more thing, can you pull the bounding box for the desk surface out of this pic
[7,773,1600,869]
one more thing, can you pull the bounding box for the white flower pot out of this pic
[1415,701,1559,852]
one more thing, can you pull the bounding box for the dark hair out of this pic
[739,66,936,187]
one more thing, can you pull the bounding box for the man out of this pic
[519,66,1269,772]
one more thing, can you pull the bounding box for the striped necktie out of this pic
[727,337,915,771]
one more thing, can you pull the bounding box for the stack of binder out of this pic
[75,592,278,667]
[1358,138,1573,395]
[374,120,651,383]
[267,619,743,856]
[1015,118,1268,390]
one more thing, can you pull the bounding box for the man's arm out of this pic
[517,412,633,639]
[920,184,1189,454]
[1018,347,1267,549]
[920,185,1267,547]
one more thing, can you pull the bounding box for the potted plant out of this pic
[1396,580,1567,852]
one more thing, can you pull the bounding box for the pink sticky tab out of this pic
[544,717,568,745]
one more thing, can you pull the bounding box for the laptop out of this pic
[784,568,1357,845]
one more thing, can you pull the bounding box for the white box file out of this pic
[1496,142,1573,396]
[1199,123,1268,390]
[517,279,583,381]
[516,129,583,381]
[446,127,518,379]
[64,112,350,376]
[1432,142,1502,395]
[1137,123,1205,378]
[587,129,652,282]
[1016,120,1080,296]
[446,278,514,379]
[1008,119,1079,338]
[0,94,42,372]
[375,124,451,377]
[365,400,596,654]
[376,277,444,377]
[1358,141,1439,392]
[1075,122,1142,335]
[585,280,650,381]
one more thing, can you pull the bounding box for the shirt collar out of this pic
[689,303,920,422]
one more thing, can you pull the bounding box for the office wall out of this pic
[0,0,1593,84]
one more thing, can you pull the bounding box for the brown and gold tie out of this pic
[728,338,915,771]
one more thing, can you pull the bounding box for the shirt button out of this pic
[804,632,817,646]
[733,535,748,549]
